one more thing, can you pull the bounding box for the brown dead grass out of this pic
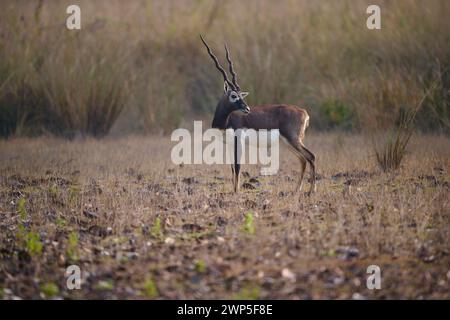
[0,133,449,299]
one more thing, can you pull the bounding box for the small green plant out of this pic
[195,259,207,273]
[56,217,67,228]
[150,217,162,238]
[142,277,159,298]
[322,249,336,257]
[16,223,27,244]
[48,184,60,199]
[25,231,43,256]
[40,282,59,298]
[94,279,114,291]
[17,226,43,257]
[15,197,43,256]
[67,231,79,261]
[233,284,260,300]
[16,198,30,249]
[69,185,81,203]
[243,212,255,235]
[17,198,27,220]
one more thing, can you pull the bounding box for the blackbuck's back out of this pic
[227,104,310,139]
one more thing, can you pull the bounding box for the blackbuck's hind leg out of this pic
[283,136,316,194]
[283,142,308,193]
[296,157,307,192]
[298,142,316,194]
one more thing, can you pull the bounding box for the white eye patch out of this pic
[229,91,239,103]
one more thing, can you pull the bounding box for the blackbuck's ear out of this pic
[223,81,230,93]
[239,92,249,99]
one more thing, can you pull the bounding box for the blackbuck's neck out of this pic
[211,99,231,129]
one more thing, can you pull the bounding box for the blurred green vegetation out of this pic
[321,99,353,130]
[0,0,449,137]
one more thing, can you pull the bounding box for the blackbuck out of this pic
[200,35,316,194]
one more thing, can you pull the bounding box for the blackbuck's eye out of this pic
[229,91,240,104]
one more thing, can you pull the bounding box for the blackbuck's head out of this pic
[200,35,250,114]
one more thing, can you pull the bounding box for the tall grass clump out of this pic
[373,108,418,171]
[372,82,436,171]
[38,38,132,137]
[0,1,133,137]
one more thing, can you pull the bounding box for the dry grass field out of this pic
[1,133,449,299]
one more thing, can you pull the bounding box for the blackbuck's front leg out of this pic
[234,163,241,193]
[233,136,241,193]
[231,164,235,186]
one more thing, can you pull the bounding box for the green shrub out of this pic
[321,99,353,130]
